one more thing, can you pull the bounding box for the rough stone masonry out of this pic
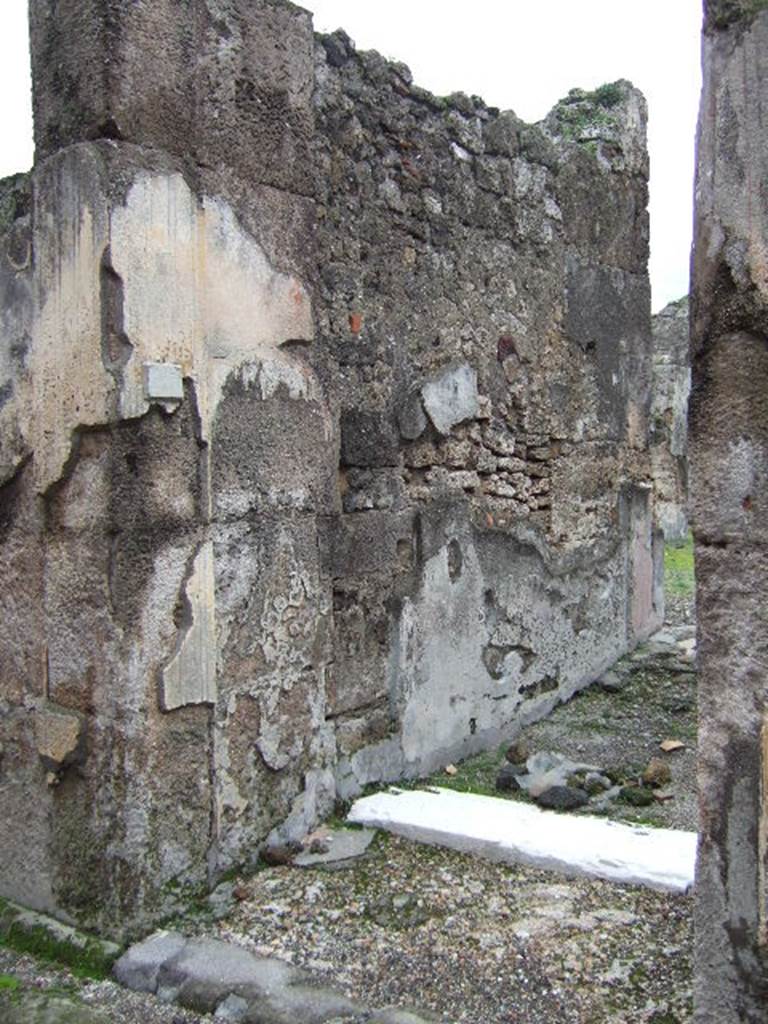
[0,0,661,938]
[691,1,768,1020]
[651,296,690,544]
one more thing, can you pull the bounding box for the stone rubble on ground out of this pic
[113,931,436,1024]
[293,827,377,868]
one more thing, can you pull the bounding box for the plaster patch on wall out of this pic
[27,150,113,492]
[110,173,314,438]
[10,156,315,496]
[162,541,217,710]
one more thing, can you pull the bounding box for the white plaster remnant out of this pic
[15,157,315,494]
[112,174,315,437]
[144,362,184,401]
[421,363,479,436]
[162,542,217,710]
[349,788,697,894]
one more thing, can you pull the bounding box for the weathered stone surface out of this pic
[114,931,430,1023]
[161,541,217,711]
[113,930,188,993]
[650,297,690,543]
[214,994,250,1022]
[29,0,316,196]
[642,757,672,789]
[1,1,660,938]
[535,785,589,811]
[495,764,523,793]
[293,827,376,867]
[397,391,428,441]
[691,6,768,1022]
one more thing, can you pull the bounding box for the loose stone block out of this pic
[420,363,479,436]
[34,705,85,771]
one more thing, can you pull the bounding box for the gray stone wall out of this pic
[310,36,660,795]
[651,296,690,543]
[0,0,660,937]
[691,4,768,1021]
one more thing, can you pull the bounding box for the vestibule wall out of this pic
[0,0,660,937]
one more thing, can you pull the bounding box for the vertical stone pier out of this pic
[691,1,768,1019]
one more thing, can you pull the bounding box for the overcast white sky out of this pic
[0,0,702,311]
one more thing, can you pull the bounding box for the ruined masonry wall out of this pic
[311,34,660,797]
[0,0,661,937]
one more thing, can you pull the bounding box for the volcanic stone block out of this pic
[340,410,400,468]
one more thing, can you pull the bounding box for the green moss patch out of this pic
[0,899,118,981]
[664,532,695,599]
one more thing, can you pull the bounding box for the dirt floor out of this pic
[0,541,697,1024]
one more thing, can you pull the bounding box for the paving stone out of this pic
[113,931,188,993]
[294,828,376,867]
[115,932,378,1024]
[157,938,296,1009]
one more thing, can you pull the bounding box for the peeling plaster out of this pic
[162,541,217,711]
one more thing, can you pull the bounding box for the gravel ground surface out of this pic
[523,630,697,832]
[202,591,697,1024]
[209,834,692,1024]
[0,585,697,1024]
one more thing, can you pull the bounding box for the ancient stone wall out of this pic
[650,296,690,543]
[691,2,768,1020]
[311,35,660,796]
[0,0,660,937]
